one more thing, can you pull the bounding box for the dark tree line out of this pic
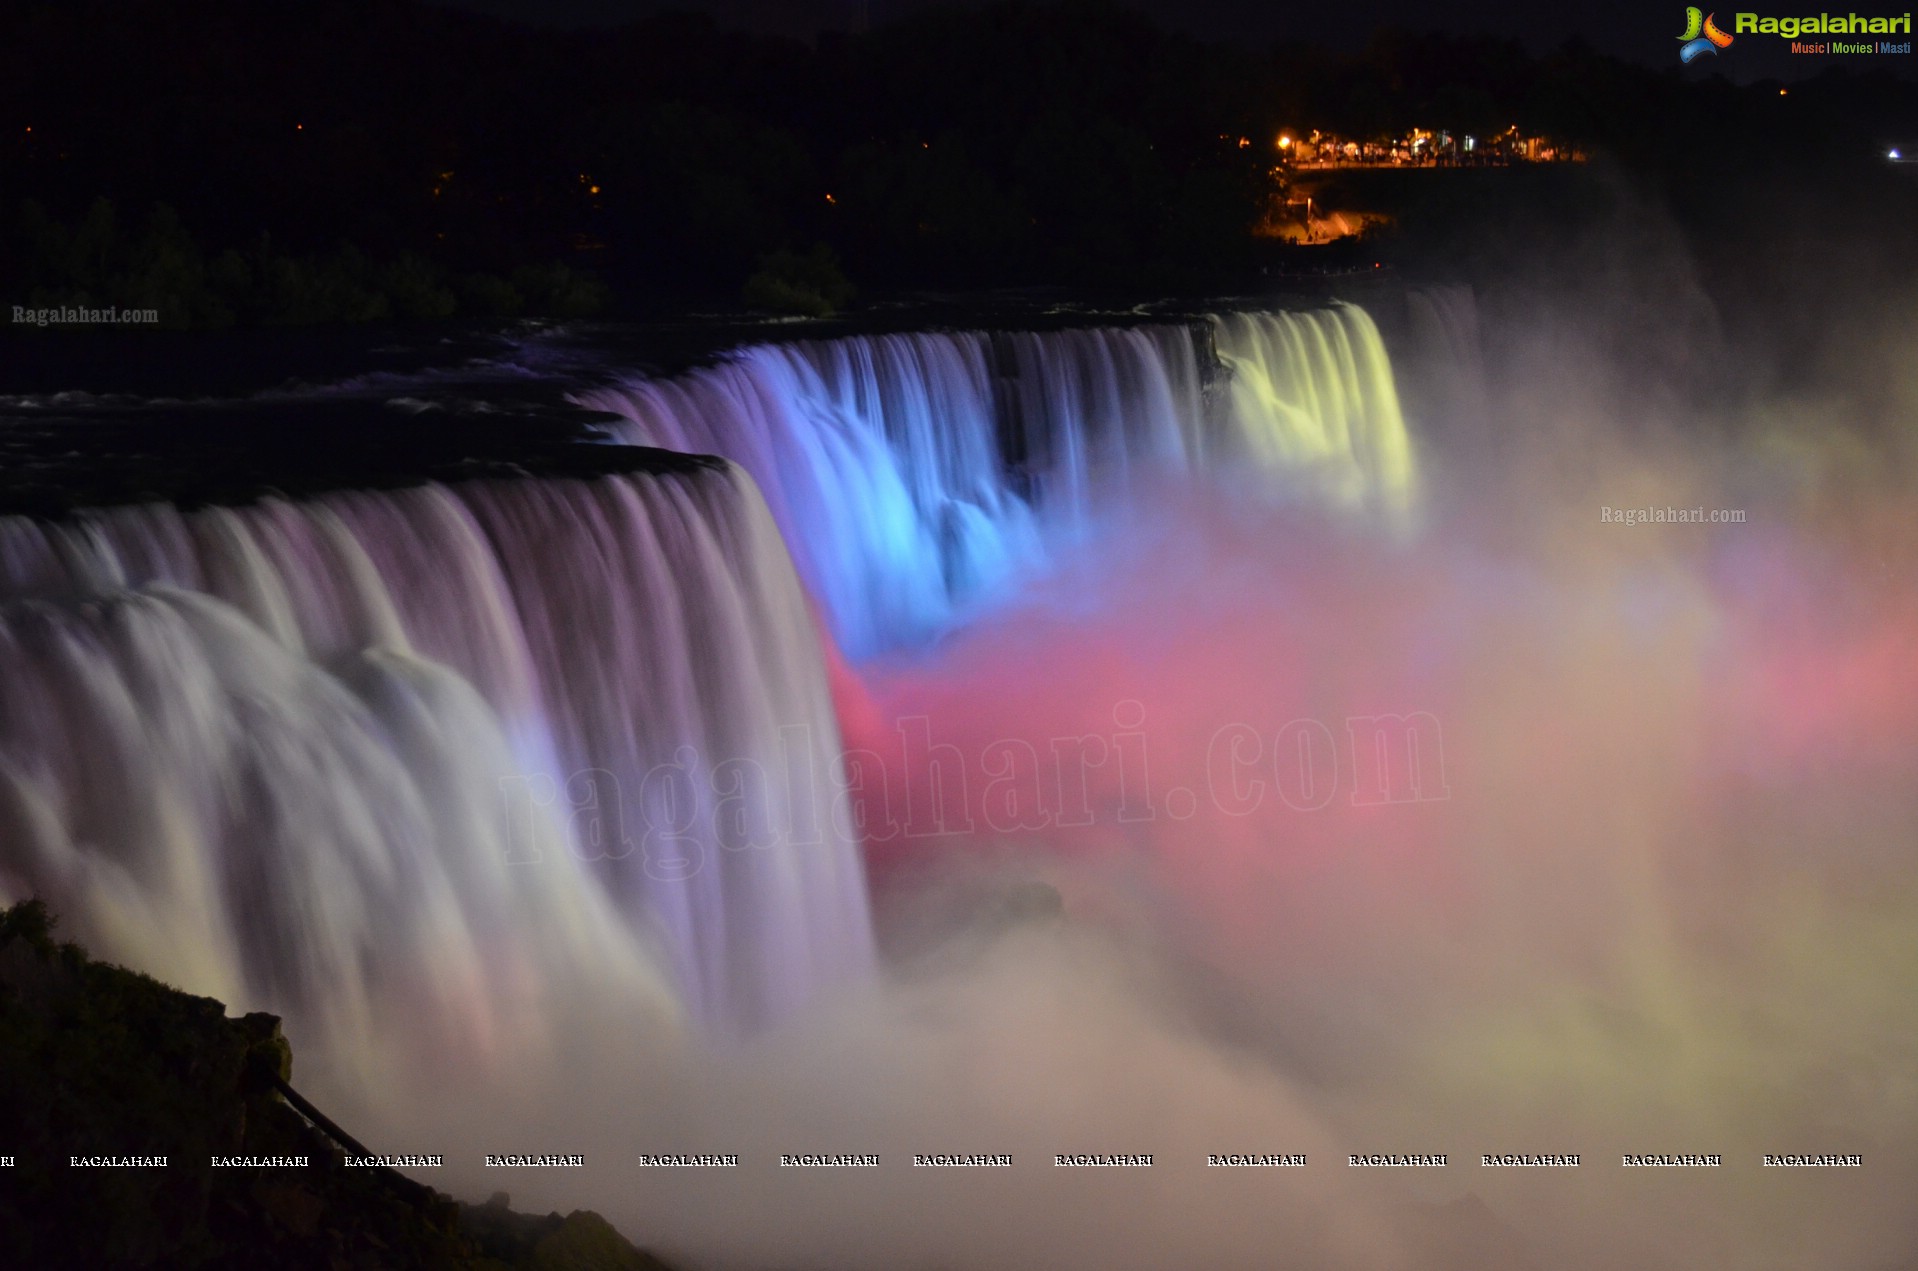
[3,0,1913,321]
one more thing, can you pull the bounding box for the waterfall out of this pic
[578,333,1031,659]
[1209,305,1415,517]
[0,298,1412,1052]
[581,302,1413,655]
[0,462,874,1046]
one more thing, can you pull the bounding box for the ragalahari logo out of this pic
[1679,7,1737,60]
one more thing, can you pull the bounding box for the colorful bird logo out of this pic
[1679,8,1735,62]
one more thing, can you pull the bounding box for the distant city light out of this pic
[1276,123,1581,168]
[825,193,837,204]
[1779,88,1788,96]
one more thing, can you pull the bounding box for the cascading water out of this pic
[580,301,1413,655]
[0,298,1408,1053]
[0,461,874,1050]
[576,332,1034,658]
[0,296,1441,1250]
[3,261,1907,1271]
[1208,306,1415,515]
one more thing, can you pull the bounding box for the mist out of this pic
[240,177,1918,1271]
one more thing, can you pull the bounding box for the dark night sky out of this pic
[441,0,1643,52]
[435,0,1917,80]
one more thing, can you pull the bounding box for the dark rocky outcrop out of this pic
[0,900,672,1271]
[0,398,723,522]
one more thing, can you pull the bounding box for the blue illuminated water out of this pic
[581,303,1413,656]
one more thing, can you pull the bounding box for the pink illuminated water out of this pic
[2,290,1914,1270]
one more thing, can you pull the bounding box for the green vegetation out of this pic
[7,199,611,329]
[743,243,857,316]
[4,2,1914,318]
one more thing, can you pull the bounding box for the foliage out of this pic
[5,198,607,329]
[743,243,856,316]
[1,1,1913,308]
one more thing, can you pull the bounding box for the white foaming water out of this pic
[0,300,1412,1066]
[579,302,1413,655]
[1,299,1441,1263]
[0,464,874,1062]
[1209,306,1414,515]
[4,286,1912,1270]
